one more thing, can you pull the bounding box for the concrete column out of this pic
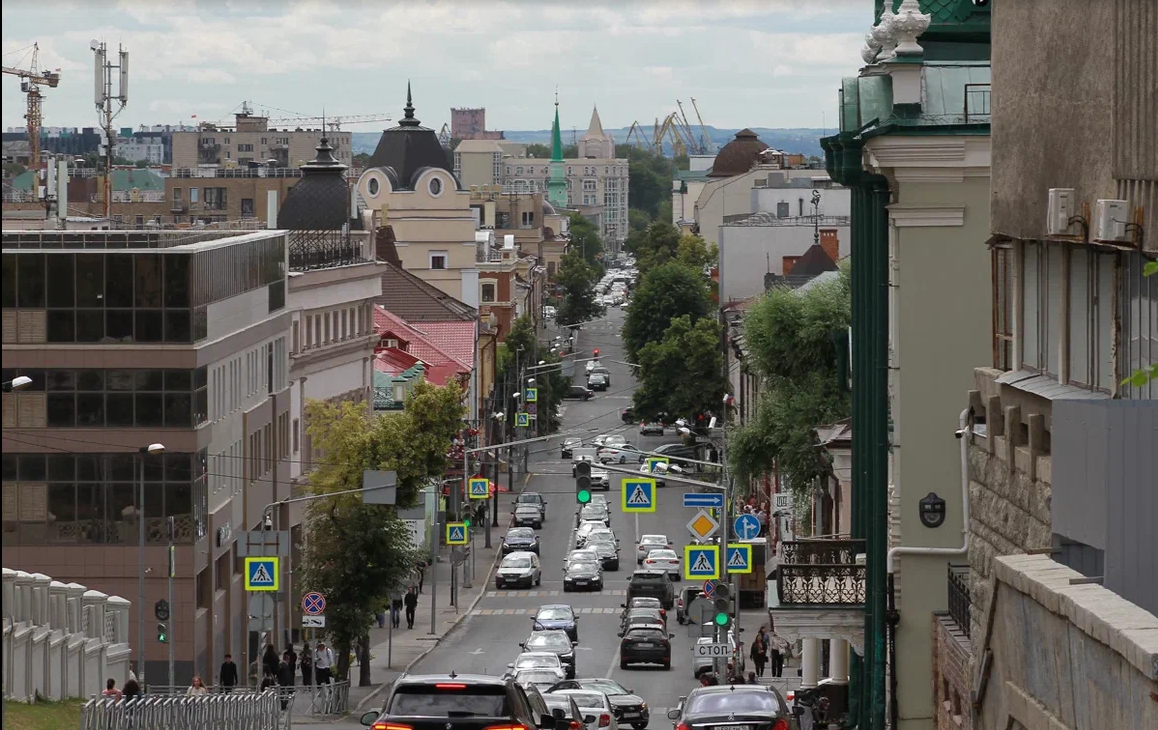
[106,596,131,643]
[801,637,821,688]
[49,581,69,630]
[828,638,850,683]
[2,567,16,616]
[30,573,52,625]
[81,590,108,640]
[65,583,86,633]
[13,571,33,622]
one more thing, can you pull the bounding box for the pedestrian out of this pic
[750,635,767,678]
[300,643,314,686]
[122,678,141,701]
[416,559,427,593]
[706,673,720,686]
[277,651,296,710]
[186,676,209,697]
[747,671,757,685]
[699,674,712,687]
[286,644,298,676]
[314,641,334,685]
[102,678,122,700]
[770,634,785,678]
[260,670,277,692]
[404,586,419,629]
[262,643,280,678]
[219,652,238,693]
[377,608,387,629]
[391,593,404,628]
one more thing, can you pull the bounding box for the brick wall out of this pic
[931,614,972,730]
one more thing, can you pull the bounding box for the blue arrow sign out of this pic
[683,492,724,509]
[734,513,762,540]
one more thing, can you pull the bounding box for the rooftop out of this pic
[375,261,477,323]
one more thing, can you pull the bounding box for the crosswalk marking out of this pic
[484,589,627,598]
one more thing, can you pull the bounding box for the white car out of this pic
[549,689,620,730]
[644,548,681,579]
[516,669,564,692]
[590,466,610,490]
[565,548,602,570]
[636,534,672,564]
[586,360,601,373]
[575,521,606,544]
[508,651,566,681]
[589,494,608,506]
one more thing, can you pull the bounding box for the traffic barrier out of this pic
[80,691,282,730]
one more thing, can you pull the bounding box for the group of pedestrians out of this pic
[749,624,788,678]
[378,564,426,631]
[255,641,335,691]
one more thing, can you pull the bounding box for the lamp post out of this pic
[137,442,165,687]
[2,375,33,392]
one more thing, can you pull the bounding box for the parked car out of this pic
[617,626,674,670]
[561,438,583,459]
[664,684,791,730]
[565,386,594,401]
[502,527,541,555]
[496,551,542,589]
[547,679,648,730]
[638,423,664,436]
[626,569,675,609]
[358,673,556,730]
[635,534,671,564]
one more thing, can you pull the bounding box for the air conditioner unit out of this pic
[1094,199,1129,242]
[1046,188,1075,235]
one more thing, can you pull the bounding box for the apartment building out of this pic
[171,111,351,170]
[2,227,293,688]
[454,140,505,188]
[166,168,301,225]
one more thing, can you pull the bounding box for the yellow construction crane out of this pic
[675,100,701,153]
[625,121,653,151]
[690,97,714,154]
[3,43,61,169]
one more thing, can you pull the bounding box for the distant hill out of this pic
[352,127,827,158]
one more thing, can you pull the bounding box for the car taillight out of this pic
[598,715,611,727]
[569,722,582,730]
[772,720,789,730]
[374,724,411,730]
[660,609,666,616]
[645,559,655,564]
[676,722,691,730]
[435,683,467,689]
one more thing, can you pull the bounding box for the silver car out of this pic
[548,690,620,730]
[496,551,542,589]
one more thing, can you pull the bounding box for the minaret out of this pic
[548,91,568,209]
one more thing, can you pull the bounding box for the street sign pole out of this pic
[463,442,472,590]
[167,516,175,690]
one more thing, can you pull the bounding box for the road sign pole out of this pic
[463,444,472,590]
[167,517,175,690]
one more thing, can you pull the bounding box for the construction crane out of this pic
[690,97,714,154]
[438,123,451,147]
[265,112,392,131]
[674,100,701,153]
[625,121,653,151]
[3,43,61,169]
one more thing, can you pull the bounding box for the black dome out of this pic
[365,83,455,190]
[278,135,349,230]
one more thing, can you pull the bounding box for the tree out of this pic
[556,250,602,327]
[628,208,651,233]
[622,261,712,362]
[568,212,604,269]
[496,315,568,433]
[675,233,718,272]
[728,266,852,496]
[525,143,550,159]
[633,315,727,422]
[299,381,465,685]
[630,222,681,272]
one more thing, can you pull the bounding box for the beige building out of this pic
[454,140,505,188]
[171,111,352,170]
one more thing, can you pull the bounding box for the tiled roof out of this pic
[373,348,422,375]
[376,262,477,323]
[373,306,472,375]
[418,321,476,368]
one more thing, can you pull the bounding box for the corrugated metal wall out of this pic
[1113,0,1157,253]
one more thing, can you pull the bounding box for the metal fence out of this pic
[777,539,866,606]
[143,680,350,717]
[947,564,972,638]
[79,691,282,730]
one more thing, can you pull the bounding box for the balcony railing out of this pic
[777,539,866,606]
[289,230,372,271]
[947,563,972,638]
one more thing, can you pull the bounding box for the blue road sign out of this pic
[301,591,326,615]
[683,492,725,509]
[734,513,762,540]
[726,544,753,574]
[702,580,717,600]
[684,545,720,580]
[244,557,279,592]
[621,478,657,513]
[446,523,468,545]
[526,387,538,403]
[468,478,489,500]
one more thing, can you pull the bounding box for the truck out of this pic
[736,537,768,608]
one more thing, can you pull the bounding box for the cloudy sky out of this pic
[2,0,869,134]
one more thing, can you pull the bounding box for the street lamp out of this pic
[2,375,32,392]
[137,442,165,686]
[526,378,536,385]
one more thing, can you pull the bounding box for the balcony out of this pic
[288,230,373,271]
[947,564,971,638]
[769,539,865,654]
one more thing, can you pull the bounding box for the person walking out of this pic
[277,651,296,710]
[219,653,238,693]
[260,670,277,692]
[300,643,314,686]
[186,676,209,697]
[262,644,280,679]
[101,678,122,700]
[122,678,141,701]
[285,644,298,677]
[750,635,767,678]
[391,593,404,629]
[314,641,335,685]
[404,586,419,629]
[416,559,427,593]
[769,634,785,678]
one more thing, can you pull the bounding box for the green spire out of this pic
[547,91,568,209]
[551,95,563,161]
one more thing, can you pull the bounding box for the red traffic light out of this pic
[593,349,600,357]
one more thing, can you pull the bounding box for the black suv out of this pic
[626,569,675,609]
[564,385,594,401]
[359,674,559,730]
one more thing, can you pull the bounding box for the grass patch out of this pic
[3,697,85,730]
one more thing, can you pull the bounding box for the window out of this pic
[430,251,448,270]
[189,188,199,204]
[292,419,300,454]
[237,143,253,152]
[240,198,254,218]
[992,243,1013,370]
[521,211,535,227]
[172,187,183,204]
[776,202,790,218]
[583,179,596,191]
[292,320,300,354]
[481,282,496,303]
[429,177,443,196]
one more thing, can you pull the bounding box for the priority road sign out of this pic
[525,387,538,403]
[516,412,531,428]
[683,492,724,509]
[684,545,720,580]
[244,557,279,592]
[645,456,669,474]
[446,522,469,545]
[302,591,326,616]
[734,513,762,540]
[468,477,490,500]
[686,509,720,541]
[621,478,656,513]
[726,544,753,574]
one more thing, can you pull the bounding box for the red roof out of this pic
[373,348,421,376]
[417,321,476,368]
[373,306,472,379]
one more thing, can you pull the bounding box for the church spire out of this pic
[551,89,563,162]
[547,91,568,209]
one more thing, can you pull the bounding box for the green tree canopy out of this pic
[633,315,727,423]
[568,212,605,269]
[555,250,603,327]
[622,261,712,362]
[628,208,651,233]
[497,315,568,433]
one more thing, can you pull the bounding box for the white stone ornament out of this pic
[862,30,882,65]
[874,5,899,61]
[892,0,932,56]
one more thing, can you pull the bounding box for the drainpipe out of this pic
[885,407,972,730]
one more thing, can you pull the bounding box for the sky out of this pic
[2,0,870,134]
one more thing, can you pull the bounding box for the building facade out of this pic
[171,112,351,170]
[453,140,505,189]
[450,108,503,141]
[2,227,293,687]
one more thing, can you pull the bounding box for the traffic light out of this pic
[593,349,599,358]
[575,460,592,505]
[713,583,731,629]
[157,622,168,643]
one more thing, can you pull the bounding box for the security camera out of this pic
[954,428,967,439]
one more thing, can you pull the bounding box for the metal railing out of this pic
[777,539,866,606]
[288,230,372,271]
[144,680,349,715]
[964,83,992,124]
[80,691,282,730]
[947,564,972,638]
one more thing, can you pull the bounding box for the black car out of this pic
[618,626,673,670]
[665,685,792,730]
[621,407,635,423]
[503,527,541,555]
[358,673,557,730]
[532,604,579,643]
[584,537,620,570]
[620,607,666,631]
[627,570,675,609]
[564,386,594,401]
[548,679,649,730]
[521,630,578,679]
[563,560,603,592]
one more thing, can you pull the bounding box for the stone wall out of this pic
[974,554,1157,730]
[931,615,972,730]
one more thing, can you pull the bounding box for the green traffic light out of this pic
[714,612,729,626]
[463,517,471,527]
[577,489,592,504]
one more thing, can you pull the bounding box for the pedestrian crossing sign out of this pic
[726,544,753,574]
[446,522,469,545]
[468,478,490,500]
[516,412,531,428]
[620,478,656,513]
[244,557,279,592]
[645,456,669,475]
[526,387,538,403]
[684,545,720,580]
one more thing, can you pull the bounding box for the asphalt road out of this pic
[395,307,710,723]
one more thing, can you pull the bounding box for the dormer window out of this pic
[384,338,400,349]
